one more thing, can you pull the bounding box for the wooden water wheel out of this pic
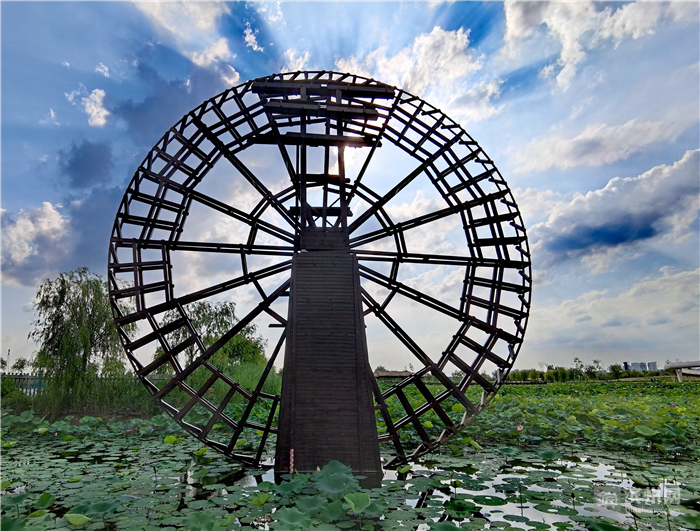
[107,71,532,474]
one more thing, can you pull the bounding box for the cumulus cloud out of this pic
[82,89,110,127]
[95,63,110,78]
[283,48,310,72]
[334,26,502,123]
[65,83,88,104]
[58,140,114,189]
[503,2,682,90]
[250,1,285,25]
[244,22,264,52]
[514,119,681,173]
[336,26,481,97]
[1,203,73,287]
[135,1,230,37]
[529,150,700,271]
[185,37,233,68]
[221,64,240,86]
[39,108,60,126]
[135,1,235,81]
[527,266,699,359]
[449,79,504,123]
[511,188,564,225]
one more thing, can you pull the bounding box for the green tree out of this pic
[10,358,29,373]
[30,268,129,398]
[556,367,568,382]
[608,364,623,380]
[583,364,598,380]
[153,301,266,370]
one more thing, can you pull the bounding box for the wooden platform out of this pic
[275,248,381,482]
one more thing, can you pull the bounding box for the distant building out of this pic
[626,362,657,372]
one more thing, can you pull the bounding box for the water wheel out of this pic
[107,71,532,473]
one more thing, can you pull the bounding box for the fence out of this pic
[2,372,45,396]
[1,372,172,396]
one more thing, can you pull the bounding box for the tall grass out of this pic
[1,362,281,420]
[1,376,160,419]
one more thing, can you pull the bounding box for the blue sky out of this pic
[2,1,699,372]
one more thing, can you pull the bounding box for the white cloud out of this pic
[503,2,680,90]
[250,1,284,25]
[221,64,240,86]
[39,108,60,126]
[529,150,700,271]
[1,203,73,287]
[95,63,110,78]
[527,266,699,361]
[134,1,235,78]
[244,22,264,52]
[283,48,310,72]
[82,89,109,127]
[514,119,681,173]
[449,79,504,123]
[62,61,70,68]
[185,37,233,68]
[511,188,564,225]
[383,190,462,256]
[135,1,230,36]
[65,83,87,104]
[336,26,481,97]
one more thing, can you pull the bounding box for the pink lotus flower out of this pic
[516,424,524,431]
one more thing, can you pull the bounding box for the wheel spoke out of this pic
[111,238,295,257]
[226,330,286,456]
[361,288,480,417]
[190,114,299,230]
[348,131,464,234]
[354,249,529,271]
[132,260,292,322]
[189,189,295,244]
[358,263,524,343]
[153,278,291,400]
[349,188,509,248]
[346,98,399,205]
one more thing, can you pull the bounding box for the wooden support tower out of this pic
[275,242,381,480]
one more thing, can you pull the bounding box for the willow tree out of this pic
[30,267,129,401]
[153,301,267,369]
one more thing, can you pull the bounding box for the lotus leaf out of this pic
[429,522,460,530]
[250,493,270,506]
[275,507,312,530]
[344,492,370,514]
[473,495,507,506]
[64,513,91,526]
[295,495,328,514]
[183,511,215,531]
[319,500,346,523]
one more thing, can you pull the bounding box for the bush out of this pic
[1,377,17,397]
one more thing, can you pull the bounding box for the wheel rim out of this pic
[108,70,532,468]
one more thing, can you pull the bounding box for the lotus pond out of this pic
[2,381,699,531]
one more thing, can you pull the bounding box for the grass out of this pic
[0,361,282,421]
